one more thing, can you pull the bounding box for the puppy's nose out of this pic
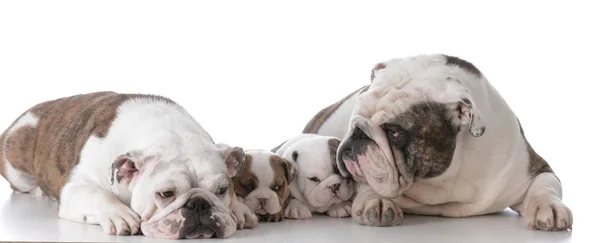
[330,183,341,194]
[185,197,212,214]
[258,198,267,207]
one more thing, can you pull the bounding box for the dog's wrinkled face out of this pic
[232,150,297,219]
[337,54,487,199]
[109,144,245,239]
[284,136,354,208]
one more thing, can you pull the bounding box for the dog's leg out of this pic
[326,201,352,218]
[351,183,403,226]
[284,198,312,219]
[58,182,141,235]
[230,196,258,229]
[510,172,573,231]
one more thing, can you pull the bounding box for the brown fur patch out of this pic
[302,85,370,134]
[232,155,258,198]
[371,63,386,81]
[269,155,291,209]
[516,118,553,176]
[0,91,176,200]
[443,54,482,77]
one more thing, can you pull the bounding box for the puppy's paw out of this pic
[258,211,284,222]
[327,201,352,218]
[284,200,312,220]
[97,203,141,235]
[523,197,573,231]
[231,202,259,229]
[352,196,403,227]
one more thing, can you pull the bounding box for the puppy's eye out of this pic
[308,177,321,183]
[216,186,228,195]
[271,185,281,191]
[159,190,175,198]
[244,184,254,191]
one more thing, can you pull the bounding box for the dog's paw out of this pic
[284,200,312,220]
[231,202,259,229]
[524,197,573,231]
[327,201,352,218]
[258,211,284,222]
[352,196,403,227]
[97,203,141,235]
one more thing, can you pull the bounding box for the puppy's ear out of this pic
[279,157,298,184]
[216,143,246,177]
[327,138,342,174]
[448,97,486,137]
[110,151,153,185]
[370,62,386,82]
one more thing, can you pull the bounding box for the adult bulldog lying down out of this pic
[0,92,258,239]
[302,54,573,231]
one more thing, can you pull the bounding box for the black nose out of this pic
[258,198,267,207]
[185,197,212,214]
[330,183,341,194]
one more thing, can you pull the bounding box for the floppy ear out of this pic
[327,138,342,174]
[449,97,486,137]
[216,143,246,177]
[110,151,152,185]
[370,62,387,82]
[279,157,298,184]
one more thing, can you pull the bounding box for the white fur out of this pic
[274,134,353,219]
[316,54,572,230]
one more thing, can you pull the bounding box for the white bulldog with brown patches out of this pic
[302,54,573,231]
[232,150,297,223]
[0,91,258,239]
[272,134,354,220]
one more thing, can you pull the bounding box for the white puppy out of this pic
[302,54,573,231]
[232,149,297,222]
[0,92,258,239]
[273,134,354,219]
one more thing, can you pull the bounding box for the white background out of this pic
[0,1,598,242]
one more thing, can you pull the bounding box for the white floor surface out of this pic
[0,177,592,243]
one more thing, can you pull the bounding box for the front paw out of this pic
[258,211,284,222]
[327,201,352,218]
[352,196,403,227]
[97,204,141,235]
[284,201,312,220]
[523,197,573,231]
[232,203,259,229]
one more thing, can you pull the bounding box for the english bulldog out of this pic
[232,149,297,222]
[301,54,573,231]
[272,134,354,220]
[0,91,258,239]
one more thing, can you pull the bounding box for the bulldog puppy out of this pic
[301,54,573,231]
[232,149,297,222]
[272,134,354,220]
[0,91,258,239]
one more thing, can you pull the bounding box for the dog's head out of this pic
[282,135,354,209]
[337,54,487,199]
[232,150,297,221]
[109,143,245,239]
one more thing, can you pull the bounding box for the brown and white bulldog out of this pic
[0,91,258,239]
[301,54,573,231]
[232,149,297,222]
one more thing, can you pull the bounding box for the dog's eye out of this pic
[244,184,254,191]
[271,185,281,191]
[308,177,321,183]
[159,190,175,198]
[387,129,399,137]
[216,186,228,195]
